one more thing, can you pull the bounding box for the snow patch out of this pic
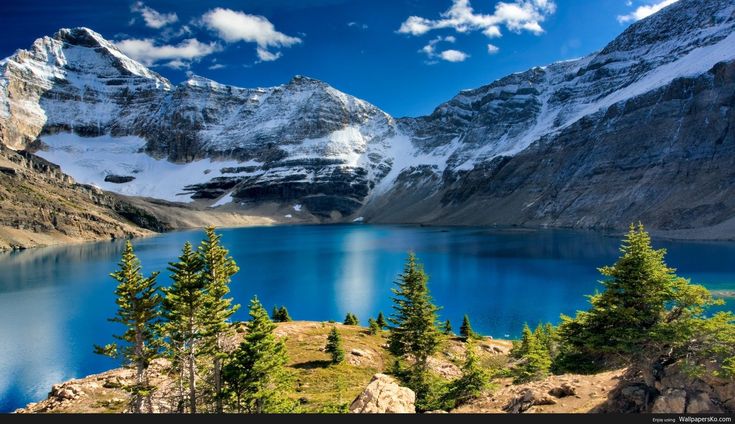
[211,192,233,208]
[352,216,364,222]
[293,204,302,212]
[36,133,246,202]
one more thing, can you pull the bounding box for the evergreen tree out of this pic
[376,312,387,329]
[343,313,359,326]
[512,327,551,383]
[556,224,720,394]
[368,318,380,335]
[198,226,240,413]
[448,339,490,406]
[388,253,441,373]
[460,315,475,340]
[272,306,292,322]
[442,320,453,335]
[510,323,534,359]
[278,306,291,322]
[94,241,161,413]
[535,323,557,359]
[325,326,345,364]
[161,242,205,413]
[222,297,291,413]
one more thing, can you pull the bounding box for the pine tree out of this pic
[510,323,534,359]
[278,306,291,322]
[460,315,475,340]
[368,318,380,335]
[272,306,292,322]
[161,242,205,413]
[449,339,489,406]
[222,297,291,413]
[343,313,359,326]
[198,226,240,413]
[512,326,551,383]
[556,223,720,392]
[388,253,441,370]
[325,326,345,364]
[535,323,557,359]
[94,241,161,413]
[442,320,453,335]
[376,312,387,329]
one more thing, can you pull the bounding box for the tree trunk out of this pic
[134,324,145,414]
[178,357,185,413]
[214,355,223,413]
[188,347,197,413]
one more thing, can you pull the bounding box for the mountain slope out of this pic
[0,144,157,250]
[365,0,735,233]
[1,0,734,237]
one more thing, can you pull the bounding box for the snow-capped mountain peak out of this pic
[1,0,734,232]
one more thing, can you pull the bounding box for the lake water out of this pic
[1,224,734,412]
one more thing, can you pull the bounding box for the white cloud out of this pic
[131,1,178,29]
[348,21,369,29]
[202,8,301,62]
[617,0,680,23]
[165,59,188,69]
[420,35,468,63]
[256,47,282,62]
[440,49,469,62]
[487,43,500,54]
[398,0,556,38]
[115,38,220,67]
[208,63,226,70]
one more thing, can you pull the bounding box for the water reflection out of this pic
[335,230,376,321]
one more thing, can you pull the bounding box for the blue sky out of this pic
[0,0,680,117]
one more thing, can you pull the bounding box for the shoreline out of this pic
[4,219,735,254]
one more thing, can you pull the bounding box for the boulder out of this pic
[49,383,82,401]
[350,348,371,357]
[503,388,557,413]
[651,388,687,413]
[687,391,723,414]
[349,374,416,414]
[548,383,576,398]
[348,348,375,366]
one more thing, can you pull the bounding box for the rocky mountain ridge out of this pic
[1,0,734,236]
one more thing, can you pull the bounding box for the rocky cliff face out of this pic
[1,0,734,234]
[0,143,161,250]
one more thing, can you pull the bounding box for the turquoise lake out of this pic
[1,224,734,412]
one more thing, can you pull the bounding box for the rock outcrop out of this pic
[602,361,734,414]
[453,369,624,413]
[0,144,157,250]
[651,363,732,413]
[349,374,416,414]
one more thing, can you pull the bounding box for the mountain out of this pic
[1,0,734,239]
[373,0,735,233]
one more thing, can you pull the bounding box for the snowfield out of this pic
[37,133,247,202]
